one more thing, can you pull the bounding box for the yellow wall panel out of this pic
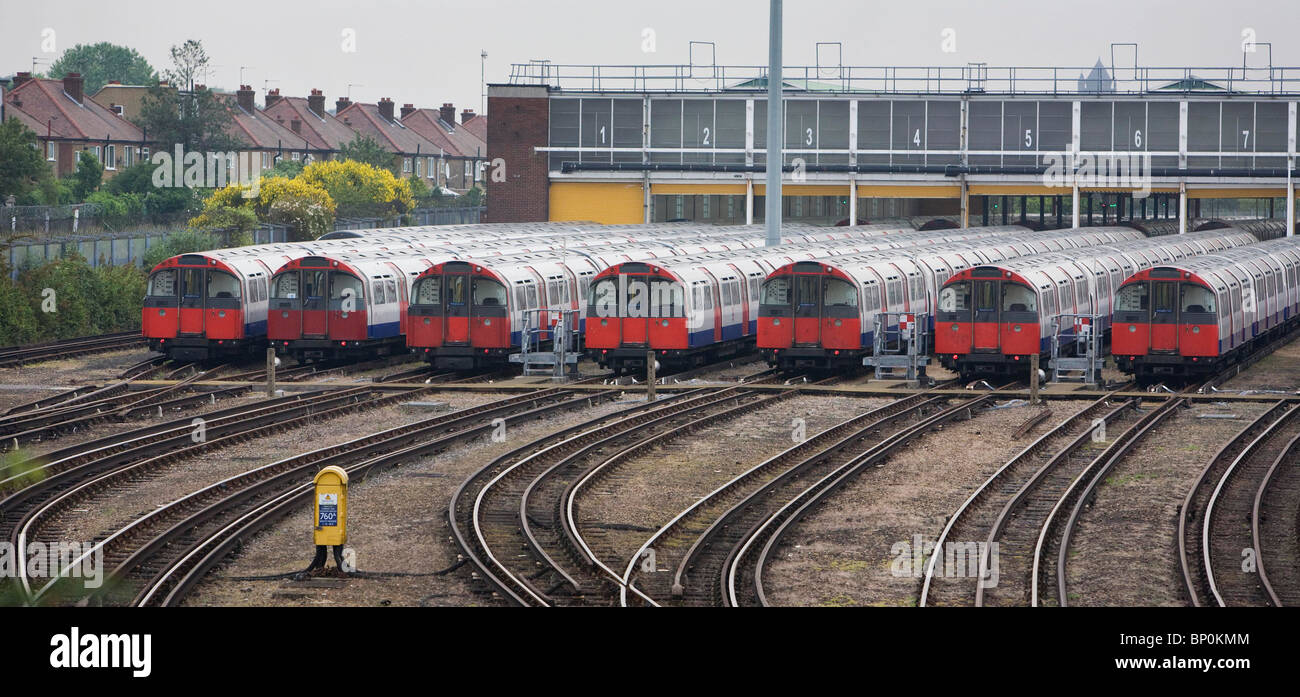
[549,182,645,224]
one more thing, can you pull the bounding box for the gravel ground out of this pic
[184,393,639,607]
[52,390,511,548]
[580,394,895,569]
[1065,401,1272,606]
[1218,339,1300,393]
[761,398,1091,607]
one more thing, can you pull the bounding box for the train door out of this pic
[620,273,649,346]
[178,267,205,335]
[972,279,1000,351]
[793,273,821,346]
[301,269,328,337]
[1149,281,1178,352]
[444,269,470,345]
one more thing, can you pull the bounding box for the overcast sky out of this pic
[4,0,1298,115]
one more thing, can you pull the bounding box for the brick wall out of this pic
[485,85,549,222]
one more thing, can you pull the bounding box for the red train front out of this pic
[1111,268,1222,379]
[757,261,866,370]
[407,260,512,370]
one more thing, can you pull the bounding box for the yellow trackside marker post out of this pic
[309,465,349,571]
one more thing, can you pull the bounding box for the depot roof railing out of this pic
[507,62,1300,96]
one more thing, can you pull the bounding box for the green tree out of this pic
[48,42,157,94]
[136,84,239,153]
[70,151,102,201]
[0,119,52,202]
[338,134,394,171]
[163,39,209,93]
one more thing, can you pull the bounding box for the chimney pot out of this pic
[308,90,326,118]
[63,72,84,103]
[236,85,256,112]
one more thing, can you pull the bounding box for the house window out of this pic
[403,157,412,173]
[46,142,56,161]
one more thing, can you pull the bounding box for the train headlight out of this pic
[1129,325,1136,333]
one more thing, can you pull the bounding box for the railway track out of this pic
[0,331,147,368]
[613,380,995,606]
[1179,403,1300,607]
[918,387,1137,607]
[450,369,815,606]
[21,387,610,606]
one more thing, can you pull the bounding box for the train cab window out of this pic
[761,278,792,305]
[413,277,439,304]
[207,271,241,299]
[1001,283,1036,313]
[589,278,616,316]
[304,271,326,299]
[331,274,364,304]
[472,278,508,306]
[148,270,177,297]
[938,282,970,313]
[1181,285,1215,314]
[823,278,858,307]
[180,268,203,299]
[446,275,467,306]
[1116,284,1148,312]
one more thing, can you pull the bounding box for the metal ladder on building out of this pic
[863,311,930,382]
[1049,313,1104,385]
[509,309,582,379]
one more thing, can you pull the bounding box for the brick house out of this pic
[400,103,487,192]
[3,72,147,180]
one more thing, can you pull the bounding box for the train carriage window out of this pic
[1001,283,1037,313]
[148,269,177,296]
[330,274,364,304]
[761,277,792,305]
[472,278,508,306]
[207,271,241,299]
[1116,283,1148,312]
[414,277,439,304]
[938,282,970,313]
[823,278,858,307]
[1181,284,1215,314]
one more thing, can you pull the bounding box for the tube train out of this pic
[146,221,835,362]
[755,227,1148,371]
[273,222,956,363]
[1113,237,1300,380]
[580,226,1060,374]
[142,222,635,361]
[935,227,1263,380]
[411,226,1029,371]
